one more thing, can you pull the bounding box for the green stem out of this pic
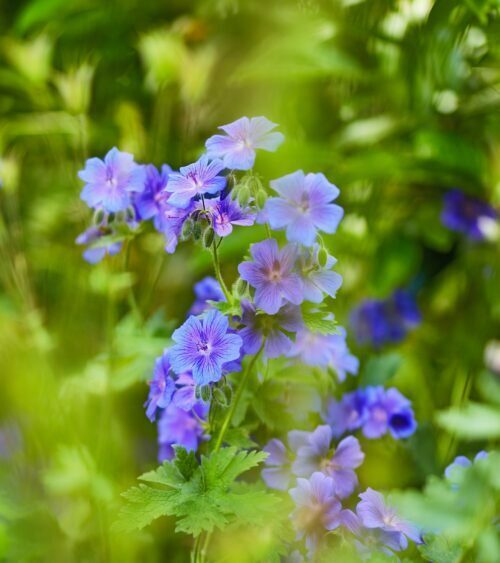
[211,238,232,303]
[213,344,264,452]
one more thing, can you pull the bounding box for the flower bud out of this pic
[237,185,251,207]
[203,226,215,248]
[92,208,107,226]
[318,247,328,267]
[212,387,228,408]
[181,218,194,240]
[114,210,127,224]
[234,278,247,297]
[256,189,267,209]
[222,383,233,405]
[199,384,212,403]
[192,221,202,240]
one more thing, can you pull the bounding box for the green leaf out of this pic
[301,305,338,335]
[436,402,500,440]
[419,533,463,563]
[361,353,402,386]
[114,485,177,532]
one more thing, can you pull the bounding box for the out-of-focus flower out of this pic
[356,488,422,551]
[79,147,146,212]
[157,402,207,462]
[441,189,497,241]
[362,387,416,439]
[444,451,488,482]
[350,290,420,348]
[297,246,342,303]
[144,350,176,422]
[134,163,171,220]
[291,425,364,498]
[238,239,303,314]
[261,439,292,490]
[239,300,302,358]
[205,196,255,237]
[169,310,242,385]
[188,276,225,316]
[264,171,343,246]
[323,386,417,440]
[290,472,357,554]
[205,116,284,170]
[75,224,122,264]
[167,155,226,208]
[289,327,359,382]
[155,200,195,253]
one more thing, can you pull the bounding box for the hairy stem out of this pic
[211,238,232,303]
[213,344,264,452]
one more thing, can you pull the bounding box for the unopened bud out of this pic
[192,221,202,240]
[199,384,212,403]
[222,383,233,405]
[237,185,251,207]
[181,218,194,240]
[256,189,267,209]
[234,278,247,297]
[203,226,215,248]
[212,387,228,408]
[92,208,107,226]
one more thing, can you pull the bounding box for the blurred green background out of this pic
[0,0,499,561]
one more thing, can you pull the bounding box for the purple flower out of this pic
[261,439,292,490]
[356,488,422,551]
[75,224,122,264]
[154,200,194,253]
[350,290,420,348]
[289,327,359,382]
[157,402,207,462]
[290,472,357,554]
[144,350,176,422]
[291,425,364,499]
[239,300,302,359]
[167,155,226,209]
[78,147,146,213]
[205,196,255,237]
[297,246,342,303]
[363,387,417,440]
[238,239,303,314]
[264,171,344,246]
[169,310,242,385]
[205,116,284,170]
[188,276,226,316]
[134,164,171,220]
[444,451,488,481]
[323,390,368,438]
[441,189,497,241]
[172,372,198,411]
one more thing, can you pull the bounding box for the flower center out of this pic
[372,407,387,423]
[196,340,212,356]
[187,172,204,189]
[267,259,282,282]
[299,193,310,212]
[296,502,324,533]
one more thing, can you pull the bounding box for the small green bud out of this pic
[256,189,267,209]
[92,208,107,226]
[222,383,233,405]
[318,247,328,267]
[192,221,202,240]
[114,210,127,223]
[226,172,237,191]
[199,384,212,403]
[246,175,263,195]
[237,185,251,207]
[212,387,228,408]
[181,218,194,240]
[234,278,247,297]
[203,226,215,248]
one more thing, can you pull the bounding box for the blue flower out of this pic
[75,223,122,264]
[290,425,364,499]
[441,189,497,241]
[154,200,194,254]
[78,147,146,213]
[144,350,176,422]
[167,155,226,209]
[356,488,422,551]
[264,171,343,246]
[239,299,303,359]
[350,290,420,348]
[289,472,358,555]
[188,276,226,316]
[444,451,488,483]
[297,245,343,303]
[289,327,359,382]
[157,402,207,462]
[324,389,368,438]
[238,239,303,314]
[205,196,255,237]
[169,310,242,385]
[205,116,284,170]
[134,163,171,220]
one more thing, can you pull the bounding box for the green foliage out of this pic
[116,447,280,537]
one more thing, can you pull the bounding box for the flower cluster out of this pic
[324,386,417,440]
[441,189,497,241]
[350,289,421,348]
[80,117,422,558]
